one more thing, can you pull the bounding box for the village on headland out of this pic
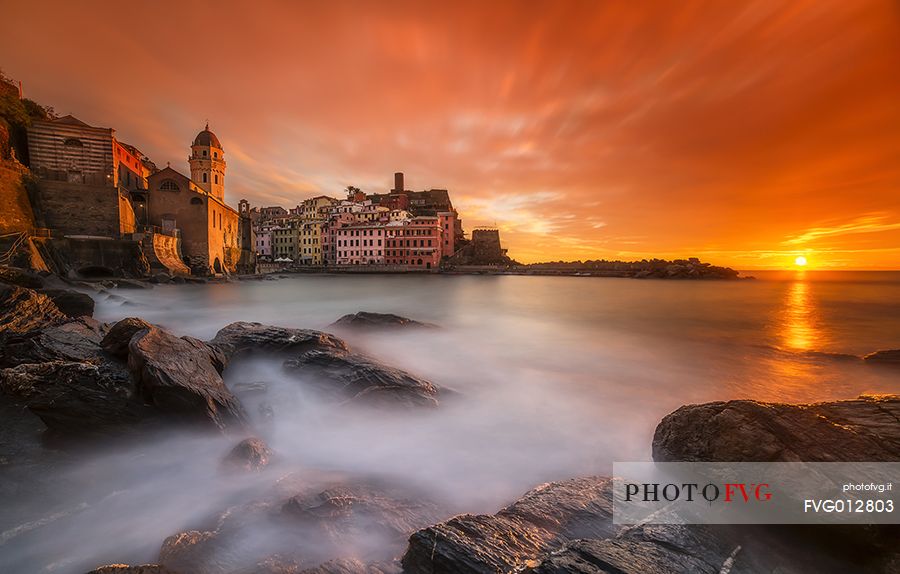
[0,73,742,283]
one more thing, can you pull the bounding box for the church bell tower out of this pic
[189,123,226,201]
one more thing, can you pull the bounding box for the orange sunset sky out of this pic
[2,0,898,268]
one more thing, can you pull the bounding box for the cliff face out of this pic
[0,160,35,235]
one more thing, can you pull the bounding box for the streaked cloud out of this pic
[1,0,898,268]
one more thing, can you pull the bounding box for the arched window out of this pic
[202,173,208,183]
[64,137,83,147]
[214,174,218,184]
[213,151,218,159]
[160,179,180,191]
[202,150,208,157]
[190,197,203,205]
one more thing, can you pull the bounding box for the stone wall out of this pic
[34,179,129,238]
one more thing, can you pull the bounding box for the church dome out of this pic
[193,125,222,148]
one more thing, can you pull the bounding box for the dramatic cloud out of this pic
[2,0,898,267]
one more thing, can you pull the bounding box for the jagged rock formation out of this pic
[210,321,348,362]
[284,348,442,408]
[127,326,247,432]
[652,394,900,462]
[222,437,273,472]
[402,477,617,574]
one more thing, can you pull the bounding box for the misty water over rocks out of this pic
[2,272,899,573]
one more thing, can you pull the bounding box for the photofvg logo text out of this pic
[612,462,899,525]
[624,482,772,504]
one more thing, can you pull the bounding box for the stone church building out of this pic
[147,126,243,275]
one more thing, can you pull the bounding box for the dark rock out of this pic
[0,316,106,368]
[128,326,248,432]
[223,437,272,472]
[101,317,153,358]
[41,288,95,318]
[284,348,441,407]
[171,275,186,284]
[331,312,437,331]
[148,272,172,284]
[0,266,45,289]
[114,278,151,289]
[523,525,750,574]
[864,349,900,365]
[0,360,151,434]
[85,566,176,574]
[652,394,900,462]
[160,478,442,574]
[0,284,66,334]
[401,477,617,574]
[210,321,348,362]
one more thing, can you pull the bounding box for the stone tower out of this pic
[189,123,226,201]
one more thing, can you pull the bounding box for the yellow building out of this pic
[299,220,326,265]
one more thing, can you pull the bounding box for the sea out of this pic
[1,271,898,572]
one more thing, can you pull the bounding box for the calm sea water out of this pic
[2,271,898,572]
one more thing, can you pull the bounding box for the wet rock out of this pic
[284,348,442,407]
[128,326,248,432]
[864,349,900,366]
[330,312,437,331]
[401,477,618,574]
[41,288,95,318]
[652,394,900,462]
[210,321,348,362]
[0,316,106,368]
[148,273,172,284]
[85,566,176,574]
[523,526,746,574]
[0,360,151,433]
[160,479,443,574]
[101,317,153,358]
[0,266,45,289]
[0,284,66,334]
[223,437,273,472]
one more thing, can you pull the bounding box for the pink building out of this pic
[335,223,386,265]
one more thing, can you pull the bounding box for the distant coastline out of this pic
[269,257,748,280]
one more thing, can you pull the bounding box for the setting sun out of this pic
[794,256,808,267]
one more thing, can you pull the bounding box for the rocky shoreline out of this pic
[1,270,898,573]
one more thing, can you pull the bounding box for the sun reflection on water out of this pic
[781,274,818,351]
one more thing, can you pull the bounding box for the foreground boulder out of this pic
[402,477,617,574]
[653,394,900,462]
[40,288,95,318]
[128,326,247,432]
[0,316,106,368]
[210,321,348,362]
[284,348,442,408]
[331,312,437,331]
[159,478,443,574]
[0,360,150,433]
[222,437,273,472]
[101,317,153,358]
